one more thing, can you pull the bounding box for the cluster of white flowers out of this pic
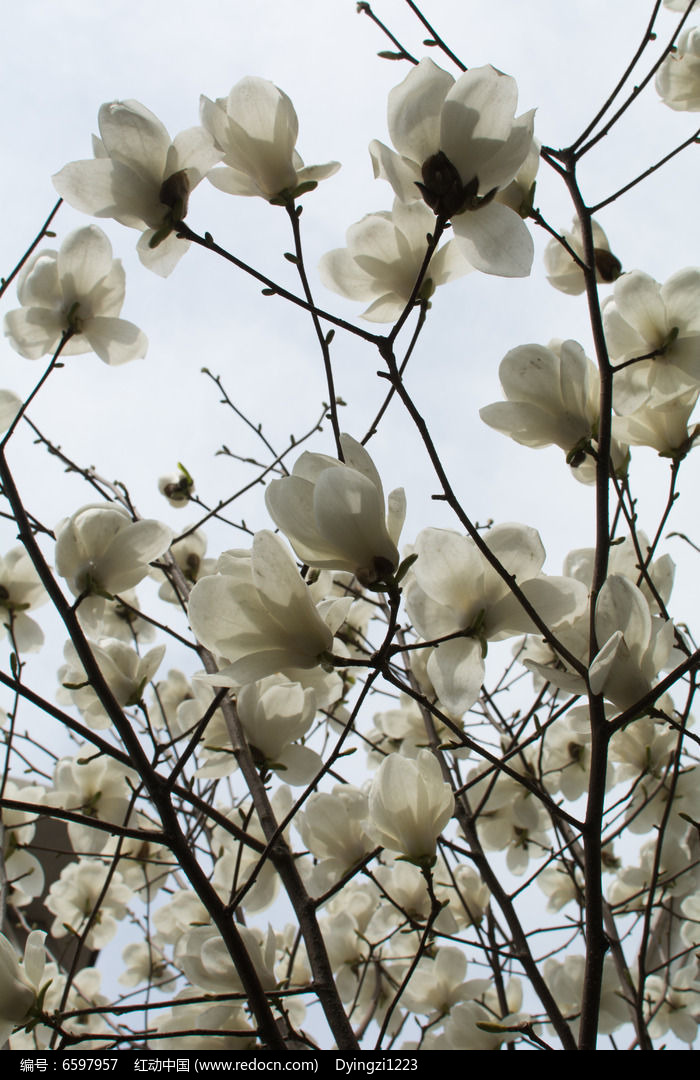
[1,2,699,1054]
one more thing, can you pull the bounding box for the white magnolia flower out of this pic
[543,956,628,1037]
[612,386,699,457]
[645,966,700,1044]
[525,574,679,712]
[0,546,47,652]
[49,754,140,852]
[58,637,166,729]
[479,340,600,457]
[201,76,339,201]
[176,924,276,995]
[211,791,292,914]
[78,588,157,644]
[155,527,215,604]
[401,946,482,1017]
[319,199,471,322]
[119,942,176,991]
[155,999,255,1052]
[197,675,322,785]
[656,27,700,111]
[589,576,678,710]
[0,931,46,1046]
[265,435,405,586]
[236,676,321,784]
[603,268,700,412]
[53,101,221,276]
[188,531,352,685]
[480,338,629,485]
[443,999,523,1049]
[370,58,535,277]
[55,503,173,598]
[467,768,551,874]
[543,218,621,296]
[368,749,454,862]
[4,226,147,364]
[1,782,46,908]
[405,525,587,715]
[295,785,375,880]
[46,860,133,949]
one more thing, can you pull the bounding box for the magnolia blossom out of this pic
[46,860,133,949]
[55,503,173,598]
[1,782,46,908]
[543,218,621,296]
[0,546,47,652]
[480,339,630,484]
[405,525,587,715]
[296,785,375,889]
[603,268,700,412]
[188,531,352,685]
[442,994,524,1050]
[211,789,292,914]
[155,1000,255,1051]
[527,574,679,712]
[370,58,535,277]
[201,76,339,201]
[543,956,629,1037]
[467,768,551,874]
[197,675,322,785]
[401,947,487,1017]
[564,531,675,609]
[319,199,470,322]
[9,963,109,1052]
[4,226,147,364]
[155,528,215,603]
[656,27,700,111]
[480,340,600,457]
[265,435,405,586]
[0,931,45,1046]
[49,753,140,852]
[53,101,221,276]
[612,387,700,457]
[176,924,276,995]
[58,638,165,728]
[119,942,176,991]
[368,749,454,862]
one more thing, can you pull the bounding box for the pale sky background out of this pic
[1,0,699,1047]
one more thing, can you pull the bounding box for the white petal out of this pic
[452,202,533,277]
[4,308,64,359]
[83,317,148,365]
[0,390,21,432]
[388,58,453,164]
[136,230,190,277]
[369,140,422,202]
[428,637,484,716]
[98,100,170,186]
